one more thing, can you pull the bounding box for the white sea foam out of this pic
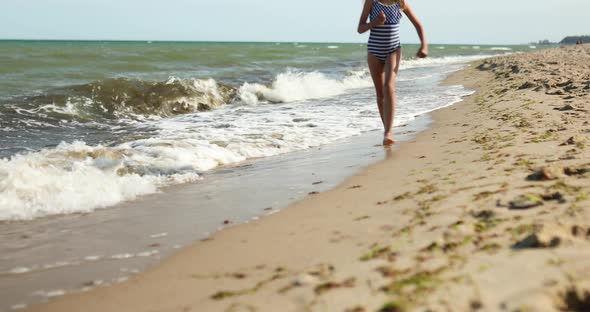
[45,290,66,298]
[0,141,200,220]
[149,232,168,238]
[237,69,372,105]
[136,250,159,257]
[398,74,434,82]
[400,55,491,70]
[9,267,31,274]
[490,47,512,51]
[32,289,66,298]
[158,77,231,113]
[111,253,134,260]
[114,276,129,283]
[10,303,27,310]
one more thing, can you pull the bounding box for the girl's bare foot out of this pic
[383,132,396,146]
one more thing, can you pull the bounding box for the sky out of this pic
[1,0,589,44]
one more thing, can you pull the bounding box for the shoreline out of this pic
[22,45,590,311]
[12,63,480,311]
[1,114,432,310]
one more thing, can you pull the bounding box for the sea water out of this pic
[0,41,536,221]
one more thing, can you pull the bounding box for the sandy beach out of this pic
[23,45,590,311]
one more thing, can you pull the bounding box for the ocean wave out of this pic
[1,55,486,123]
[1,70,374,122]
[0,109,367,221]
[0,141,200,220]
[1,78,237,121]
[237,69,372,105]
[490,47,512,51]
[400,54,493,70]
[0,77,476,221]
[0,72,372,221]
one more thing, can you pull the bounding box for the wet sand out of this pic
[24,45,590,311]
[1,117,428,311]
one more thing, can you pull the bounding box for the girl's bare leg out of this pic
[382,49,402,145]
[367,53,385,125]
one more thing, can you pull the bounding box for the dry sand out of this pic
[25,45,590,312]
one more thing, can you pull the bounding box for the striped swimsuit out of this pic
[368,0,403,61]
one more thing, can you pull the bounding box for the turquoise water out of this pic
[0,40,541,221]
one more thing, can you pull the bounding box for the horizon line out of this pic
[0,38,546,46]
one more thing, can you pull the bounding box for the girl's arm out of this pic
[358,0,384,34]
[402,2,428,58]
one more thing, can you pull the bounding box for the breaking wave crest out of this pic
[2,78,237,121]
[237,69,372,105]
[0,141,203,220]
[2,70,374,122]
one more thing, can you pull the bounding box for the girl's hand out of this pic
[375,11,386,26]
[416,46,428,58]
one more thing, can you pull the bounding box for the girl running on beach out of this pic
[358,0,428,145]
